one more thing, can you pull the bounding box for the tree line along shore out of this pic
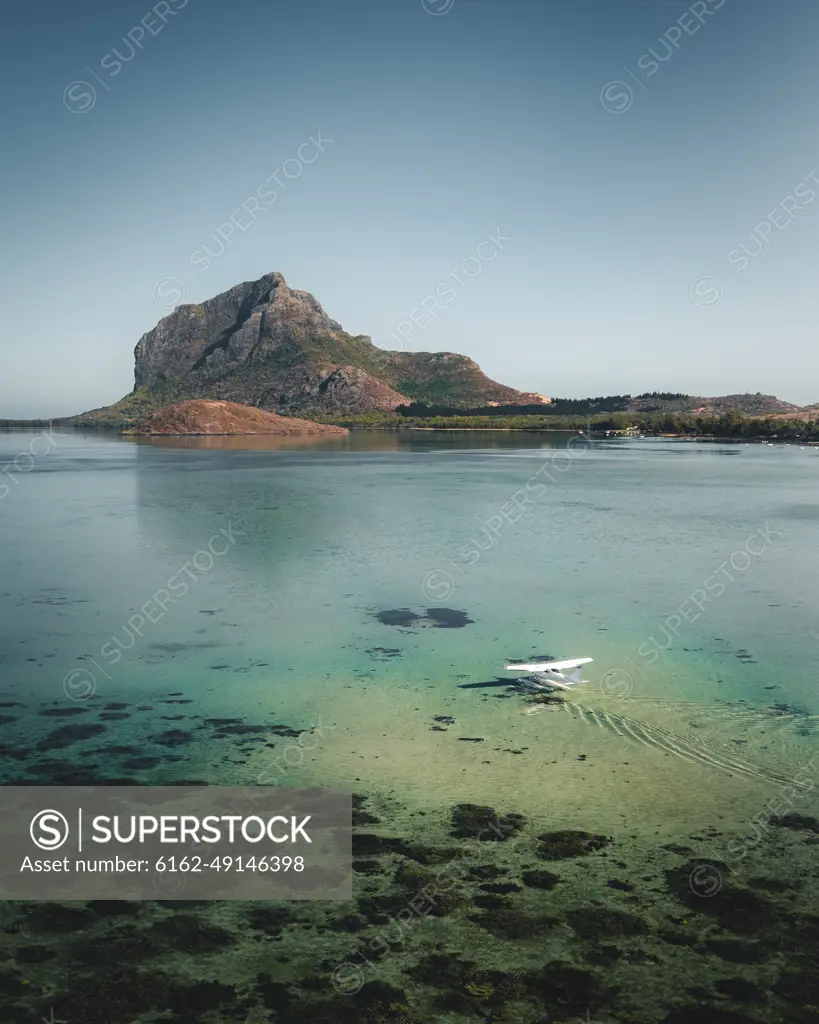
[3,409,818,440]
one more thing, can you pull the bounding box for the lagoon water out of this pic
[2,428,819,1022]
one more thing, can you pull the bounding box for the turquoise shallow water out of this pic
[2,427,818,820]
[2,429,819,1023]
[2,429,818,714]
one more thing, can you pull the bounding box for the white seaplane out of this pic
[504,657,593,692]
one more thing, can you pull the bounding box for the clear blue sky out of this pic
[2,0,818,418]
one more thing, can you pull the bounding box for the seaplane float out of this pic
[504,657,593,693]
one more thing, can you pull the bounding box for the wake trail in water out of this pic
[540,700,817,787]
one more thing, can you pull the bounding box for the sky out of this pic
[2,0,818,418]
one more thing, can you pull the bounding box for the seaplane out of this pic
[504,657,593,692]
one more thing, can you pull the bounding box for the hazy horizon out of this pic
[3,0,819,418]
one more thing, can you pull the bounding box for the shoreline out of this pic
[2,423,818,445]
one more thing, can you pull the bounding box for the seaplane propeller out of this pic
[504,657,593,692]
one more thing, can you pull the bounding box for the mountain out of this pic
[75,272,541,426]
[629,393,802,416]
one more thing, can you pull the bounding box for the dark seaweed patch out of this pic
[150,642,223,651]
[450,804,525,841]
[246,906,298,933]
[607,878,635,891]
[661,1008,761,1024]
[21,903,95,933]
[14,944,56,964]
[566,906,648,938]
[351,833,403,857]
[469,864,507,881]
[771,812,819,833]
[666,861,777,933]
[147,914,236,953]
[54,967,235,1024]
[713,978,763,1003]
[521,868,561,890]
[36,723,107,750]
[536,829,611,859]
[524,961,618,1018]
[203,720,267,737]
[122,756,181,770]
[479,882,521,894]
[352,859,383,874]
[375,609,419,627]
[88,900,142,917]
[352,807,381,826]
[0,971,26,997]
[375,607,473,629]
[39,707,89,717]
[425,607,473,628]
[261,981,420,1024]
[154,729,194,747]
[703,939,773,963]
[471,906,558,939]
[0,744,29,760]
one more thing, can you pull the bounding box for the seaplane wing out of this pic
[504,657,593,673]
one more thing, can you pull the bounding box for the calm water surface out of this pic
[2,428,819,1022]
[2,429,817,798]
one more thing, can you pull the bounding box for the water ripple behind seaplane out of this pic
[504,657,818,787]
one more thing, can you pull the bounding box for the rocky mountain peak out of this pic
[90,270,539,421]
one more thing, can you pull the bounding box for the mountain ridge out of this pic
[22,270,813,427]
[79,271,543,426]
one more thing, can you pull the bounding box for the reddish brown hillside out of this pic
[124,400,349,437]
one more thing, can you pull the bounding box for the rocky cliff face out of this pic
[125,271,532,415]
[135,273,344,391]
